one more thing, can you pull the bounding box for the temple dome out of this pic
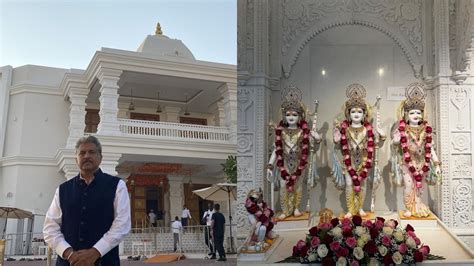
[137,34,195,60]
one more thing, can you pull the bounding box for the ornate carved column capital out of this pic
[219,83,238,143]
[100,152,122,176]
[96,69,122,136]
[66,87,89,149]
[55,148,78,180]
[97,69,122,89]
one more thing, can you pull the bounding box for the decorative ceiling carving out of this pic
[280,0,425,78]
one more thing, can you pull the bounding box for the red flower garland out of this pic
[398,120,432,189]
[275,120,311,192]
[245,198,275,236]
[339,120,375,192]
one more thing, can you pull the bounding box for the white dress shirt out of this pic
[202,209,214,226]
[171,220,182,234]
[43,178,131,258]
[181,208,191,218]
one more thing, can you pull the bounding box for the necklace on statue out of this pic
[283,128,302,149]
[275,120,310,192]
[398,120,433,189]
[348,126,366,147]
[339,120,375,193]
[406,125,425,146]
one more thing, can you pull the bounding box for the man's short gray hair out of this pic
[75,136,102,155]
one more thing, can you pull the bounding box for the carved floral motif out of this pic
[237,134,253,153]
[453,180,472,226]
[452,155,472,178]
[451,134,470,153]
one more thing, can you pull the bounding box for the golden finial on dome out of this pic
[155,22,163,35]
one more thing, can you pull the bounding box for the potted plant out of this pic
[222,155,237,183]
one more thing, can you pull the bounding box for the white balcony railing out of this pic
[118,119,230,143]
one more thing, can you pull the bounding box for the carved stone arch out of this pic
[281,16,423,79]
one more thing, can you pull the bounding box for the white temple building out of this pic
[237,0,474,257]
[0,27,237,238]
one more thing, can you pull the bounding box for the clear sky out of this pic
[0,0,236,69]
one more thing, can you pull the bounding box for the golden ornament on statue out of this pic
[318,208,333,225]
[403,82,426,112]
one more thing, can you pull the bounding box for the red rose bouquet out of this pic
[290,215,442,265]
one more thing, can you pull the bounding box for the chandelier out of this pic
[128,88,135,111]
[156,91,162,113]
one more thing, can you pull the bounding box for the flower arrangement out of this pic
[275,120,310,192]
[398,120,432,189]
[291,215,438,265]
[339,120,375,192]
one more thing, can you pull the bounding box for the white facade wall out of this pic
[0,58,236,236]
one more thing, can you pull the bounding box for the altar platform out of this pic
[241,211,474,265]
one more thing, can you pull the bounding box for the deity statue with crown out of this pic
[267,86,321,220]
[241,188,277,252]
[391,82,442,218]
[332,84,386,218]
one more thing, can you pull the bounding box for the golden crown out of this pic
[345,83,367,111]
[281,85,304,114]
[403,82,426,111]
[247,188,263,200]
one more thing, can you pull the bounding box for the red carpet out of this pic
[144,253,185,263]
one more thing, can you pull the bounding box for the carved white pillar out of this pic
[168,176,184,221]
[0,66,13,158]
[434,0,452,78]
[66,88,88,148]
[97,70,122,135]
[219,83,238,143]
[433,0,456,227]
[56,149,80,180]
[236,0,272,238]
[162,106,181,123]
[211,100,225,126]
[100,152,121,176]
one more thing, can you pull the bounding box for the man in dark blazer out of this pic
[43,136,131,265]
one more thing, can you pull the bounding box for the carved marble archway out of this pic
[280,0,427,79]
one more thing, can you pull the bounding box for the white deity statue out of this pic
[267,86,321,220]
[391,82,442,218]
[242,188,277,252]
[332,84,386,218]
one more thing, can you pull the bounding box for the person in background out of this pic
[181,205,191,227]
[202,203,215,259]
[43,136,131,266]
[148,209,157,227]
[156,209,164,227]
[171,216,182,252]
[211,203,226,261]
